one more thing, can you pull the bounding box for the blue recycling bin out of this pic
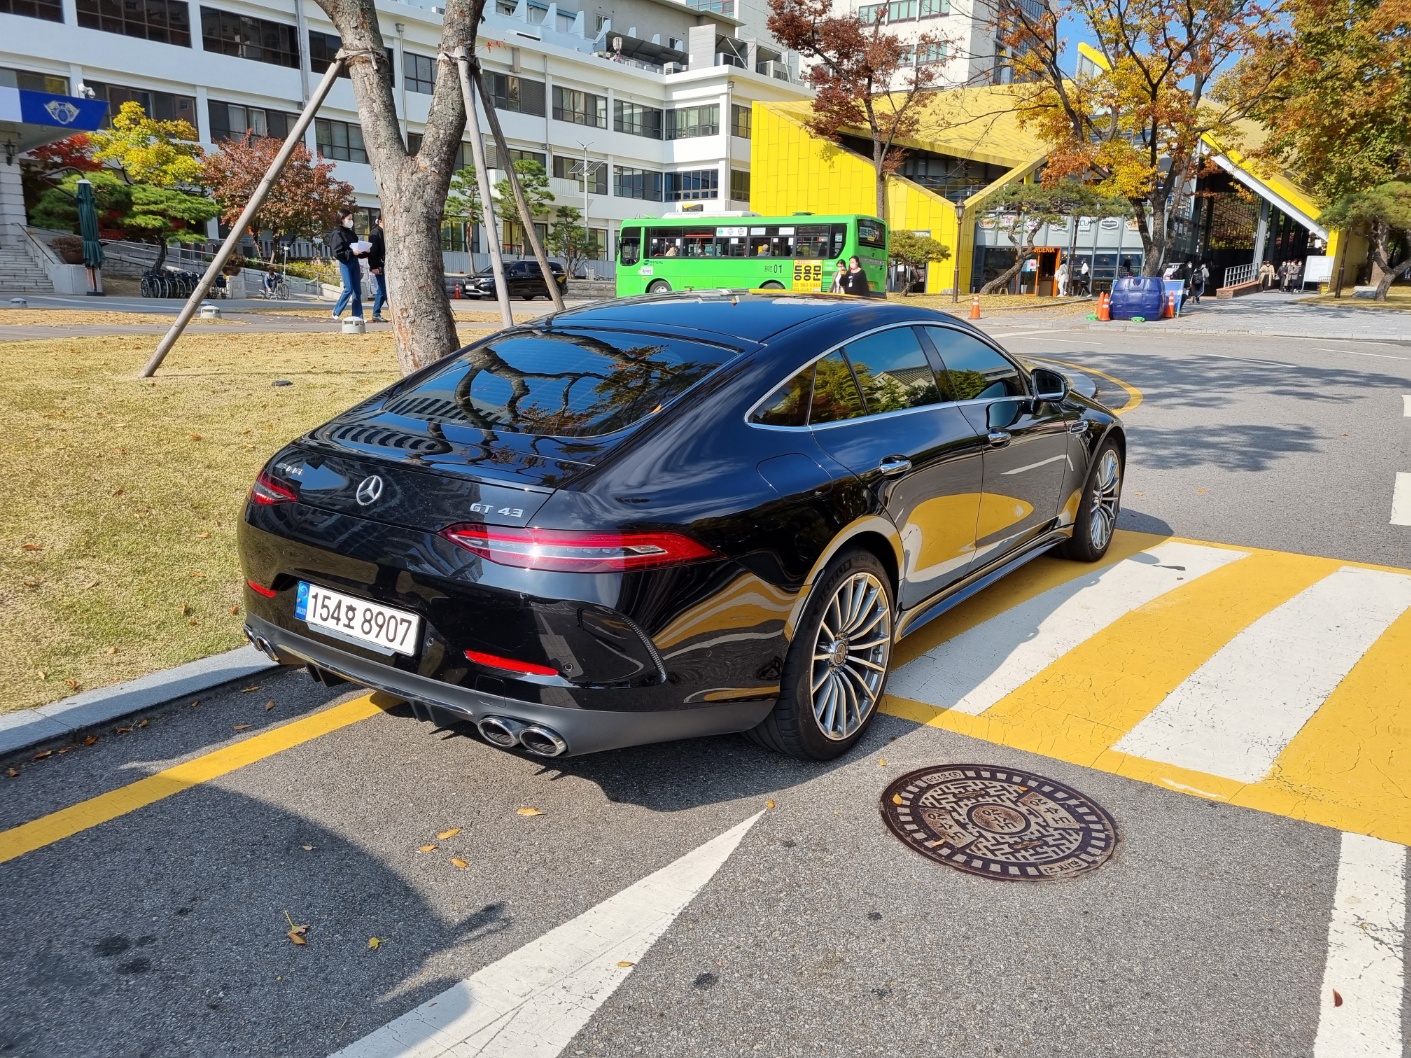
[1108,276,1166,320]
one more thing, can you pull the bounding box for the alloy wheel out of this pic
[1088,449,1122,551]
[809,571,892,741]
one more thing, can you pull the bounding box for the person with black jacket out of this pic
[840,255,871,297]
[330,208,368,321]
[367,216,387,322]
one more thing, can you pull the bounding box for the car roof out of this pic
[544,291,966,345]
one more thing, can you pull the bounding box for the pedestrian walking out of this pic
[1279,259,1292,292]
[840,255,871,297]
[1190,260,1208,304]
[368,216,388,322]
[1290,258,1304,292]
[1259,260,1276,290]
[829,260,847,294]
[330,208,369,321]
[1077,260,1090,295]
[1056,261,1069,296]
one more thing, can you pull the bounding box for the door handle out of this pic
[987,429,1011,447]
[878,456,912,477]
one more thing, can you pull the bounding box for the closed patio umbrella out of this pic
[76,178,104,295]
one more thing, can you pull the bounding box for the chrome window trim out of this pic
[744,319,1030,430]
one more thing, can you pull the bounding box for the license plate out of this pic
[295,582,420,656]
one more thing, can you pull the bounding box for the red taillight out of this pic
[250,470,296,506]
[246,578,277,598]
[440,524,718,573]
[464,649,558,677]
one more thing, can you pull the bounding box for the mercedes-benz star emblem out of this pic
[355,475,384,506]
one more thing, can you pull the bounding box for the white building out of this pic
[1,0,809,270]
[816,0,1008,90]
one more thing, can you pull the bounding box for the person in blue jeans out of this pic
[329,208,368,320]
[367,216,387,322]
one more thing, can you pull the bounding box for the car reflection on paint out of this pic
[239,292,1125,761]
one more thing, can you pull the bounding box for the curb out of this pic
[0,646,279,759]
[1083,322,1409,343]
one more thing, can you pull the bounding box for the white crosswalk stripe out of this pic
[1392,473,1411,526]
[1113,566,1411,782]
[1313,833,1407,1058]
[887,541,1248,715]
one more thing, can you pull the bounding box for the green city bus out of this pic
[615,213,888,297]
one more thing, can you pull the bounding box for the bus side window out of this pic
[724,237,746,258]
[749,236,772,256]
[830,224,846,259]
[619,230,641,265]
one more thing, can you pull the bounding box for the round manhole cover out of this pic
[880,765,1117,881]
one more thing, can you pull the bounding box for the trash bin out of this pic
[1108,276,1166,321]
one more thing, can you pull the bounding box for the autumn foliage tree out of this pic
[203,133,354,264]
[996,0,1286,276]
[767,0,947,220]
[1230,0,1411,297]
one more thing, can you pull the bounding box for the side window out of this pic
[618,229,641,265]
[753,368,812,427]
[809,352,867,424]
[843,327,943,414]
[925,327,1026,401]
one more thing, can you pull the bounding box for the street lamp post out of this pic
[951,201,963,304]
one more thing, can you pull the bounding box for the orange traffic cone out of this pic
[969,294,981,320]
[1162,292,1175,319]
[453,281,463,300]
[1097,291,1111,321]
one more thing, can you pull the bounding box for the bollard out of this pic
[199,303,221,320]
[969,294,981,320]
[341,317,366,335]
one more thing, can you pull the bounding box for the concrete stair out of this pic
[0,240,55,294]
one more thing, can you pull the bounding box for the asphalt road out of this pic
[1,330,1408,1058]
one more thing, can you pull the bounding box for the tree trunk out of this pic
[315,0,475,374]
[1132,200,1165,277]
[872,140,887,222]
[153,239,168,272]
[979,232,1034,295]
[1366,218,1409,301]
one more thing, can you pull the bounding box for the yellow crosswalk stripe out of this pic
[884,533,1411,845]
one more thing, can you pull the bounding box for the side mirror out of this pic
[1031,367,1069,404]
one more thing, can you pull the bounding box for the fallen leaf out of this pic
[229,605,240,615]
[21,543,42,551]
[240,685,261,693]
[180,603,193,616]
[187,619,199,627]
[891,794,903,805]
[436,827,462,840]
[617,961,635,967]
[368,937,381,950]
[877,758,887,766]
[284,910,309,945]
[105,646,117,655]
[1333,990,1343,1007]
[6,768,19,778]
[31,750,52,761]
[765,800,776,810]
[265,700,275,711]
[136,718,148,728]
[83,735,99,746]
[516,807,543,817]
[189,699,200,708]
[301,844,315,851]
[189,433,202,441]
[36,670,46,681]
[418,844,437,853]
[65,679,80,691]
[23,578,42,589]
[1195,488,1207,494]
[233,724,252,731]
[111,488,124,497]
[189,571,205,579]
[450,857,469,869]
[58,746,73,755]
[197,532,211,539]
[116,726,132,734]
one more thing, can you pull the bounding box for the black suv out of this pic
[449,261,568,301]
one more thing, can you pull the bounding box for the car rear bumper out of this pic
[246,614,773,755]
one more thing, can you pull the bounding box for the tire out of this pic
[647,280,671,294]
[759,280,785,290]
[747,548,895,761]
[1059,437,1123,562]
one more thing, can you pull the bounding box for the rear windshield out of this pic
[385,329,735,437]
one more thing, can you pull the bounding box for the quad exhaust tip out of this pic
[244,625,281,663]
[478,716,568,757]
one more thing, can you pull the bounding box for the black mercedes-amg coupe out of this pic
[239,292,1125,760]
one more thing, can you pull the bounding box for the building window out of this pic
[309,30,393,82]
[666,104,719,140]
[613,100,663,139]
[201,8,299,68]
[919,0,949,15]
[2,0,62,23]
[553,155,607,195]
[485,72,546,116]
[77,0,190,45]
[485,144,546,170]
[731,103,751,139]
[552,86,606,128]
[914,41,949,64]
[86,82,197,128]
[859,0,917,20]
[666,169,718,201]
[1,67,70,93]
[209,100,292,141]
[685,0,734,14]
[405,52,436,94]
[316,117,367,163]
[730,169,750,202]
[441,220,467,253]
[614,165,662,201]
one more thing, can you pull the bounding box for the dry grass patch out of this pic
[250,305,545,323]
[897,293,1094,317]
[0,310,241,327]
[1297,286,1411,310]
[0,332,399,713]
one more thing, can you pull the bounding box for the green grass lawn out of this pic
[1,332,399,713]
[1298,284,1411,309]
